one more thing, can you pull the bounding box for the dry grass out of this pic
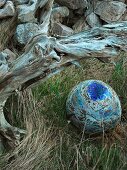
[1,90,56,170]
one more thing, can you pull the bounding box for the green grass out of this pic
[110,55,127,117]
[1,58,127,170]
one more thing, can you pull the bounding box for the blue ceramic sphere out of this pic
[66,80,121,134]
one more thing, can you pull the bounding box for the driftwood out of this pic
[0,0,127,152]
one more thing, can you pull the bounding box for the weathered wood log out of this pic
[1,21,127,95]
[56,22,127,58]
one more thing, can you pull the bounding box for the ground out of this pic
[0,57,127,170]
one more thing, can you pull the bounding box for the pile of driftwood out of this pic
[0,0,127,152]
[0,0,127,47]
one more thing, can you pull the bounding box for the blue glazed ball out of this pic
[66,80,121,134]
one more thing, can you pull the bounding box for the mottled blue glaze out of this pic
[66,80,122,134]
[87,82,109,101]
